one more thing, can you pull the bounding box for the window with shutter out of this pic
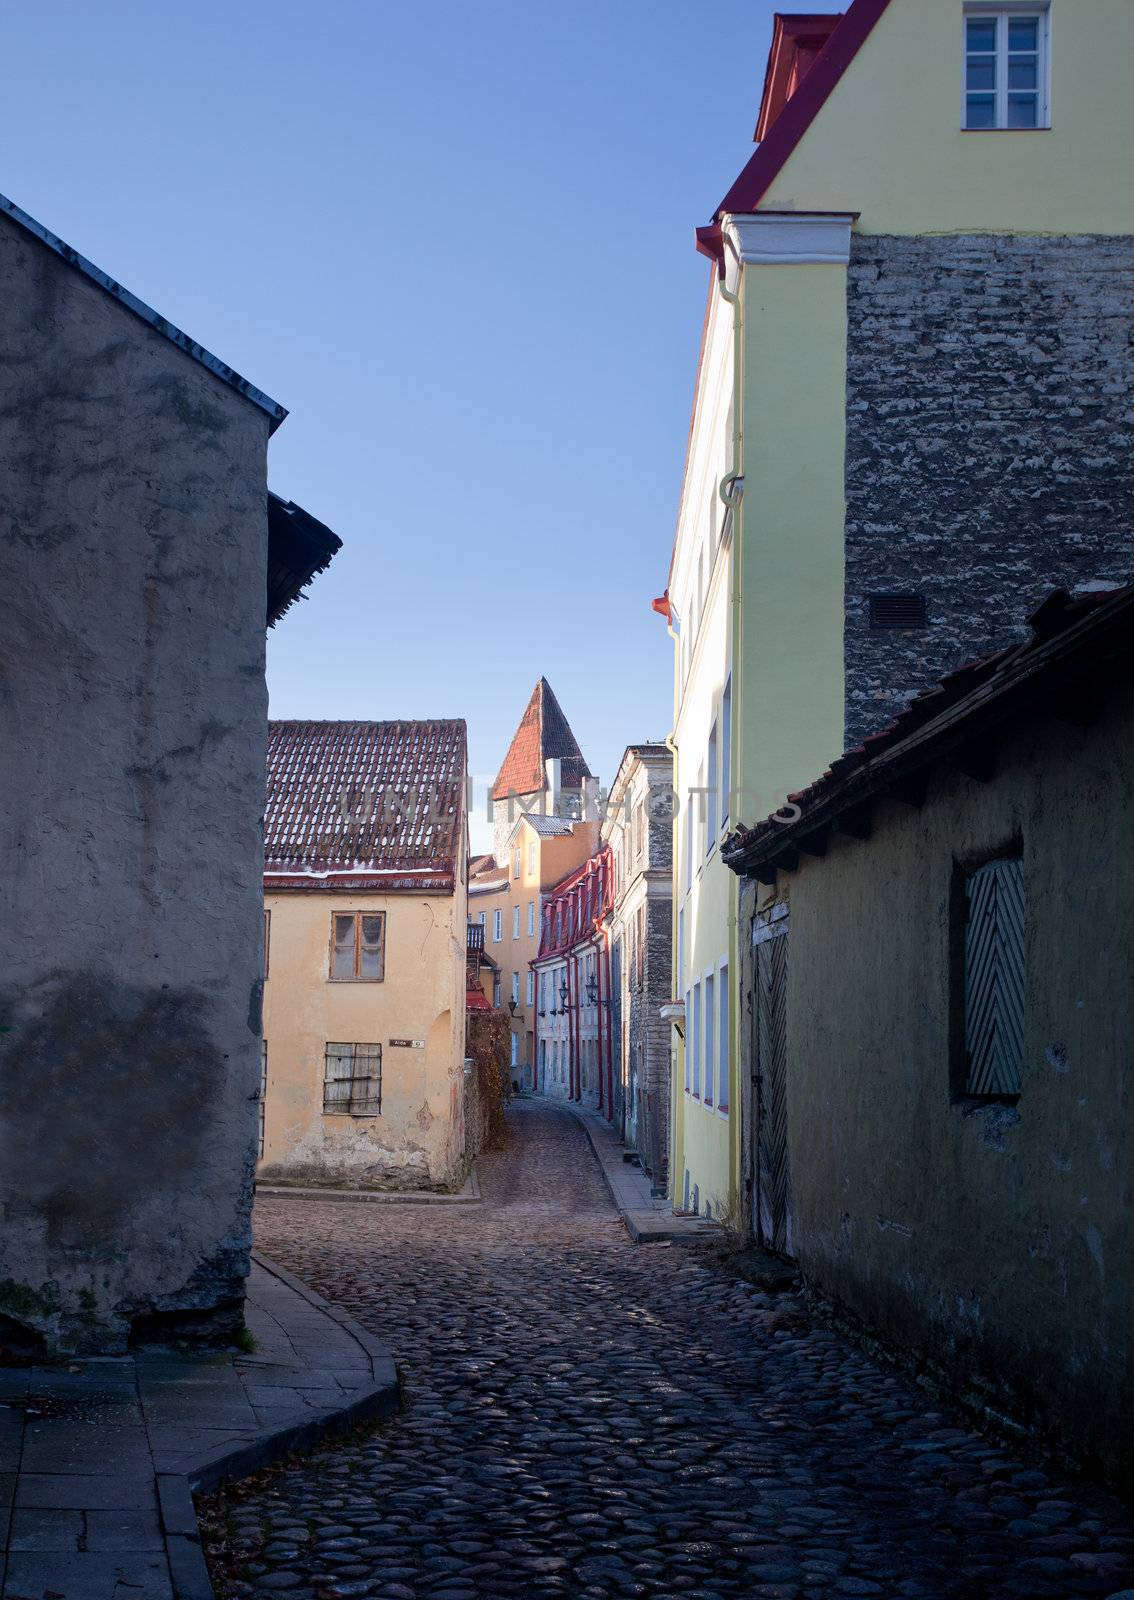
[323,1042,382,1116]
[963,856,1025,1098]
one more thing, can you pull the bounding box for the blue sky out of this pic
[2,0,786,848]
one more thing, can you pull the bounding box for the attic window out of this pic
[868,593,928,630]
[963,7,1049,131]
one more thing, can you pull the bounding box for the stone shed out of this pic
[0,192,340,1354]
[724,586,1134,1489]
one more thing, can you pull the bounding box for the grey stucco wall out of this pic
[844,233,1134,745]
[0,214,270,1352]
[773,680,1134,1486]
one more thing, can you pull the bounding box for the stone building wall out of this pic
[769,677,1134,1488]
[616,764,674,1184]
[844,233,1134,745]
[0,212,271,1353]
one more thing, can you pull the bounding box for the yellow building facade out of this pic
[664,0,1134,1228]
[259,720,471,1191]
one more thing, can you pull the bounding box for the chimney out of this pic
[582,776,600,822]
[544,757,562,817]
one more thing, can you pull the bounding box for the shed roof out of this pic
[265,719,466,890]
[267,494,343,626]
[492,679,592,801]
[722,586,1134,881]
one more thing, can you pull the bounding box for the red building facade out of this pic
[531,848,616,1118]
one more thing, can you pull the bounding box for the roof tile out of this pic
[265,720,466,878]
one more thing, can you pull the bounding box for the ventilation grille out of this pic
[868,592,928,630]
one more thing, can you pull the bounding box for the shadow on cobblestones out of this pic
[200,1101,1134,1600]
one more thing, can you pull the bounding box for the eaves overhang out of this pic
[696,0,895,271]
[721,586,1134,883]
[0,191,288,433]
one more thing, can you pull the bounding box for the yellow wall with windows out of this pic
[760,0,1134,234]
[261,888,468,1189]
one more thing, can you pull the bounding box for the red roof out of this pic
[697,0,893,267]
[755,13,843,142]
[265,720,466,889]
[491,678,592,801]
[466,988,493,1013]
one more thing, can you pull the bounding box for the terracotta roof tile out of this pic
[492,678,592,801]
[265,720,466,879]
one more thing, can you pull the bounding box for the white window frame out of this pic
[703,969,716,1107]
[961,4,1050,131]
[717,958,730,1117]
[511,971,520,1005]
[493,908,502,943]
[705,725,718,860]
[527,899,535,936]
[691,981,702,1098]
[526,970,534,1006]
[528,841,537,875]
[720,676,732,833]
[513,847,522,879]
[684,988,692,1092]
[512,905,520,940]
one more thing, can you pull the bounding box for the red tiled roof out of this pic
[491,679,592,801]
[722,586,1134,878]
[466,988,493,1013]
[265,720,466,888]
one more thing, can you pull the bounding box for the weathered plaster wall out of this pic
[844,232,1134,745]
[778,683,1134,1485]
[259,890,468,1189]
[0,213,270,1352]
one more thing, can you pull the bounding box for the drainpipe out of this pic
[595,939,604,1116]
[719,229,745,1206]
[602,929,614,1124]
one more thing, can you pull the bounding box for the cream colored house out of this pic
[260,719,470,1190]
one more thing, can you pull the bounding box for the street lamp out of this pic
[558,979,570,1008]
[585,974,598,1006]
[507,999,518,1018]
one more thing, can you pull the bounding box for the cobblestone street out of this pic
[202,1102,1134,1600]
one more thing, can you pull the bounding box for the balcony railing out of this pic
[467,924,485,953]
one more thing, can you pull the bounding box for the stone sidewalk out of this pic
[563,1101,720,1242]
[0,1253,399,1600]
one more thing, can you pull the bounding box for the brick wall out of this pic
[844,233,1134,746]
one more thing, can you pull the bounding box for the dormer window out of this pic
[964,7,1049,130]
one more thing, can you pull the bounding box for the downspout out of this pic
[602,927,614,1124]
[531,957,539,1095]
[719,229,745,1212]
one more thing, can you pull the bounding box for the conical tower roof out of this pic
[492,678,592,801]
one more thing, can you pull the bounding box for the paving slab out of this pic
[0,1254,400,1599]
[563,1102,722,1243]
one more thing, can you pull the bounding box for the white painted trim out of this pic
[722,212,855,272]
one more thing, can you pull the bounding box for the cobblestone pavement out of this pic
[201,1101,1134,1600]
